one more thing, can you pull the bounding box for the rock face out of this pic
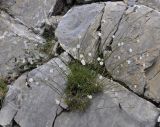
[54,77,159,127]
[6,0,58,28]
[0,54,70,127]
[56,3,105,62]
[102,4,160,102]
[0,60,158,127]
[0,11,45,78]
[137,0,160,11]
[56,2,160,102]
[1,1,160,127]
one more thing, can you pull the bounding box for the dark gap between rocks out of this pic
[113,78,160,107]
[52,0,124,16]
[12,119,21,127]
[56,44,65,55]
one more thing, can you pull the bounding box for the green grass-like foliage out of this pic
[65,62,103,111]
[0,79,7,108]
[40,40,54,55]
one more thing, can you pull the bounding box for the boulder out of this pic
[6,0,59,28]
[102,4,160,102]
[56,3,105,63]
[0,11,45,78]
[0,54,70,127]
[54,77,159,127]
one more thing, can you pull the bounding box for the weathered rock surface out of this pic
[100,2,127,51]
[56,2,160,102]
[54,77,159,127]
[0,11,45,78]
[6,0,58,28]
[0,54,70,127]
[102,4,160,102]
[137,0,160,11]
[0,0,15,9]
[56,3,105,62]
[1,1,160,127]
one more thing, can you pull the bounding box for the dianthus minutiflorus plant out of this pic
[64,61,103,111]
[64,44,107,111]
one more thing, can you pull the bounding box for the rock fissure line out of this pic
[52,107,65,127]
[96,3,105,55]
[109,6,128,46]
[0,9,39,35]
[113,78,160,107]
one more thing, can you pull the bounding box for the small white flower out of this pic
[22,58,26,63]
[139,56,142,60]
[134,5,139,8]
[100,61,104,66]
[64,52,68,56]
[59,64,63,68]
[72,48,76,52]
[97,57,101,61]
[98,32,102,37]
[45,78,48,81]
[81,59,86,65]
[88,52,92,57]
[55,99,60,105]
[118,43,121,47]
[87,95,92,99]
[146,53,149,57]
[76,44,80,49]
[78,35,82,39]
[99,75,103,80]
[102,19,106,23]
[35,44,38,47]
[66,49,69,53]
[28,59,33,65]
[121,42,124,46]
[6,66,10,70]
[137,39,140,43]
[55,53,58,56]
[35,82,39,85]
[50,69,54,73]
[143,63,146,67]
[127,60,131,65]
[29,78,33,83]
[157,116,160,122]
[112,35,115,38]
[134,85,137,88]
[110,78,113,83]
[80,54,84,58]
[60,43,65,47]
[129,48,133,53]
[118,56,121,59]
[25,82,28,86]
[95,84,98,86]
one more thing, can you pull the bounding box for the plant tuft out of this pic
[64,62,103,111]
[0,79,8,108]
